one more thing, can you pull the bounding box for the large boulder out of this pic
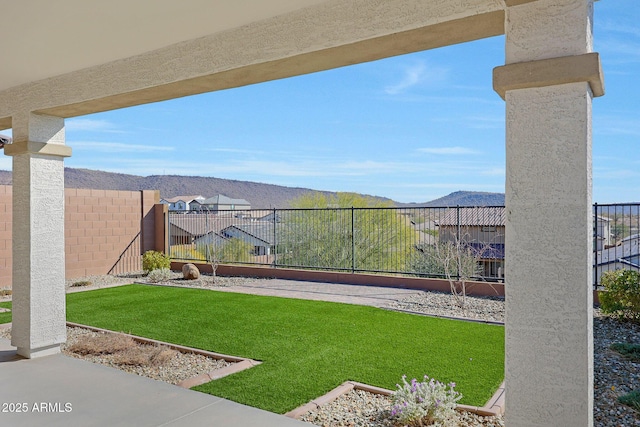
[182,263,200,280]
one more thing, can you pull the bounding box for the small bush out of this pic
[68,333,137,356]
[71,280,92,287]
[619,390,640,412]
[147,268,173,283]
[0,288,11,296]
[142,250,171,274]
[610,342,640,362]
[113,345,176,367]
[391,375,462,426]
[600,270,640,322]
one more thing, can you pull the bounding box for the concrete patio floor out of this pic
[0,336,308,426]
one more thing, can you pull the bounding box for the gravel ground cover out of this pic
[0,325,230,386]
[2,273,638,426]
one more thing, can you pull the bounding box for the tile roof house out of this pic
[437,207,506,278]
[219,222,275,256]
[160,195,205,212]
[190,195,251,213]
[595,234,640,282]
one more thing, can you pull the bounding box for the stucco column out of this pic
[493,1,604,426]
[5,113,72,358]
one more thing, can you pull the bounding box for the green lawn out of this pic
[63,284,504,414]
[0,301,11,324]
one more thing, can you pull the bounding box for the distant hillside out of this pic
[0,169,508,208]
[0,168,357,209]
[399,191,505,207]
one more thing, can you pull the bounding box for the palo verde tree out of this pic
[277,192,416,273]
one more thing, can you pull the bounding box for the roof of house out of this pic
[200,194,250,206]
[222,222,274,244]
[162,195,204,204]
[169,214,245,236]
[438,207,505,227]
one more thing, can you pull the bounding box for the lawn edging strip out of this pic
[65,321,261,388]
[285,380,506,419]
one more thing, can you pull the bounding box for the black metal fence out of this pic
[168,206,507,282]
[168,203,640,287]
[593,203,640,287]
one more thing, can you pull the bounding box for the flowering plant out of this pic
[390,375,462,426]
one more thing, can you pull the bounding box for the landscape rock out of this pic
[182,263,200,280]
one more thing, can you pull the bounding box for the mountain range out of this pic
[0,168,505,208]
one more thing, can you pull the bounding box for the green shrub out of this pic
[599,269,640,322]
[147,268,173,283]
[619,390,640,412]
[71,281,92,288]
[610,342,640,362]
[142,251,171,274]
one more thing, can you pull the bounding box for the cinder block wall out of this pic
[0,186,160,288]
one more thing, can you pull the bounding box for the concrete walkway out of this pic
[206,278,423,307]
[0,280,421,427]
[0,337,307,427]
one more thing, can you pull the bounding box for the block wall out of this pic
[0,186,160,287]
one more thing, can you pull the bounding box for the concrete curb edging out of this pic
[285,380,506,419]
[65,322,262,388]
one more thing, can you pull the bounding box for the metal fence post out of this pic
[593,202,598,287]
[351,207,355,273]
[273,207,277,268]
[456,205,461,281]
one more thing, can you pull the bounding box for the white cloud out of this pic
[70,141,174,153]
[65,118,119,132]
[418,147,480,155]
[384,61,448,95]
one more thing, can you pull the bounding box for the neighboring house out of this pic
[219,222,275,256]
[595,215,611,251]
[190,194,250,212]
[437,207,505,279]
[411,219,438,246]
[161,195,205,212]
[594,234,640,282]
[168,213,239,246]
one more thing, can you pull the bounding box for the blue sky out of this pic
[1,1,638,203]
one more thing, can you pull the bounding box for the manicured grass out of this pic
[67,285,504,414]
[0,301,11,325]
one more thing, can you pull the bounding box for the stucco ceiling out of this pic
[0,0,327,92]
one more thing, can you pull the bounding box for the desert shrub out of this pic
[391,375,462,426]
[600,270,640,322]
[67,333,136,356]
[113,345,176,367]
[619,390,640,412]
[147,268,173,283]
[71,280,92,287]
[142,250,171,273]
[610,342,640,362]
[0,288,11,296]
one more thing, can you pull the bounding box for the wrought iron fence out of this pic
[168,205,507,282]
[593,203,640,287]
[168,203,640,287]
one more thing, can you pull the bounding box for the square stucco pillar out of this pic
[4,113,72,358]
[493,1,604,426]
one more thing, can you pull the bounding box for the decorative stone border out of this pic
[64,321,262,388]
[285,380,505,419]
